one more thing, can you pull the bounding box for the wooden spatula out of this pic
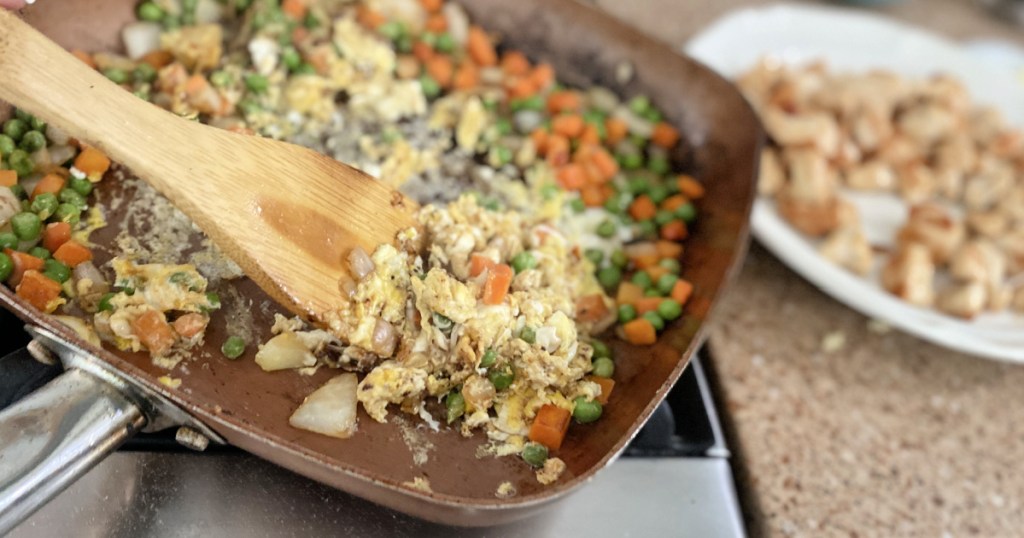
[0,10,417,322]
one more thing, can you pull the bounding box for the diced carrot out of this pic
[660,220,688,241]
[452,61,479,90]
[661,194,689,212]
[655,240,683,259]
[552,114,585,139]
[227,125,256,136]
[172,313,209,339]
[624,241,658,260]
[634,297,663,315]
[71,49,98,69]
[576,294,610,322]
[356,5,386,29]
[291,26,309,45]
[16,270,62,312]
[425,13,448,32]
[140,49,173,69]
[605,117,628,145]
[426,55,454,88]
[501,51,531,77]
[530,128,549,156]
[616,282,643,304]
[579,124,601,146]
[412,40,435,62]
[42,222,72,253]
[530,63,555,90]
[74,147,111,178]
[677,175,705,199]
[482,263,513,305]
[505,76,537,99]
[52,241,93,268]
[581,160,605,186]
[545,134,570,167]
[0,170,16,187]
[623,318,657,345]
[633,254,660,270]
[628,195,657,221]
[131,310,177,356]
[556,163,587,191]
[651,122,681,148]
[281,0,307,20]
[580,185,608,207]
[588,376,615,405]
[469,253,497,278]
[419,0,443,12]
[467,26,497,67]
[590,148,619,181]
[31,173,66,200]
[670,280,693,305]
[4,249,45,287]
[184,73,210,96]
[546,90,580,114]
[528,404,571,451]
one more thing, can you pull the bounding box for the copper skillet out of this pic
[0,0,762,528]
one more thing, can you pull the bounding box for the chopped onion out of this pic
[371,319,397,357]
[30,148,50,170]
[442,2,469,45]
[255,332,317,371]
[612,106,654,138]
[46,124,70,146]
[121,22,162,60]
[338,274,358,298]
[48,145,76,166]
[289,373,358,439]
[347,247,375,280]
[623,242,658,259]
[0,187,19,228]
[195,0,223,24]
[72,261,110,296]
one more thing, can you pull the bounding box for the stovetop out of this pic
[0,307,745,537]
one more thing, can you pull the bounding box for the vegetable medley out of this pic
[0,0,706,487]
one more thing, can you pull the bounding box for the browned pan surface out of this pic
[2,0,761,525]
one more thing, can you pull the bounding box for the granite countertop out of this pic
[593,0,1024,535]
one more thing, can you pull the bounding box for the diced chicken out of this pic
[897,103,957,147]
[758,147,786,196]
[775,148,839,236]
[897,202,965,263]
[897,163,936,204]
[819,227,874,275]
[844,160,896,191]
[937,281,987,318]
[762,107,840,156]
[849,108,893,153]
[881,243,935,307]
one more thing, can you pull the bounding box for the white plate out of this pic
[685,4,1024,363]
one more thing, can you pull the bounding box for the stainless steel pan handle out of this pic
[0,368,146,535]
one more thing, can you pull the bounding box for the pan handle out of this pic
[0,368,145,535]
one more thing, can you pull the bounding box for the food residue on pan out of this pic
[403,476,432,492]
[495,481,517,499]
[0,0,707,483]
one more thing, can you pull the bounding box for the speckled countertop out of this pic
[595,0,1024,535]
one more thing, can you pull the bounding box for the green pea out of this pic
[18,131,45,153]
[69,176,93,197]
[30,192,58,220]
[419,74,441,98]
[654,209,674,226]
[161,14,181,30]
[636,219,657,239]
[13,109,31,122]
[377,21,405,41]
[511,251,537,274]
[617,303,636,323]
[489,367,514,391]
[573,397,603,424]
[210,70,233,88]
[480,197,501,211]
[644,288,661,297]
[395,34,413,54]
[445,391,465,424]
[0,134,15,155]
[303,12,320,29]
[42,258,71,283]
[28,246,50,260]
[21,200,31,212]
[132,88,151,101]
[584,248,604,266]
[132,63,158,84]
[29,116,45,132]
[489,146,512,167]
[521,442,549,467]
[647,184,669,205]
[295,64,317,79]
[205,291,221,309]
[11,211,41,240]
[3,119,27,141]
[596,219,616,238]
[8,184,25,200]
[591,340,611,359]
[53,203,81,225]
[0,232,17,250]
[510,95,544,112]
[494,118,513,136]
[569,198,586,214]
[675,202,697,223]
[642,310,665,331]
[540,183,560,201]
[97,292,116,312]
[656,273,679,295]
[8,149,33,177]
[480,348,497,369]
[137,1,165,21]
[592,357,615,378]
[610,249,628,269]
[221,336,247,359]
[519,326,536,344]
[103,68,129,85]
[0,252,12,281]
[59,188,87,210]
[643,108,663,123]
[244,74,270,94]
[626,176,649,195]
[648,156,670,175]
[619,152,642,170]
[658,299,683,321]
[597,265,621,289]
[603,192,632,215]
[432,312,454,332]
[631,271,653,290]
[628,95,651,115]
[435,32,455,53]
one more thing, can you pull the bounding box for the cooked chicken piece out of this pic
[963,166,1014,212]
[767,68,826,113]
[815,70,908,119]
[897,202,965,263]
[736,57,786,111]
[1012,285,1024,313]
[819,227,874,275]
[836,199,862,230]
[848,108,893,154]
[762,107,840,156]
[996,229,1024,274]
[775,147,840,236]
[898,163,936,204]
[897,103,958,148]
[968,106,1006,145]
[966,209,1008,238]
[937,281,987,318]
[997,187,1024,225]
[917,75,971,117]
[933,168,964,201]
[758,147,786,196]
[844,160,896,191]
[990,131,1023,158]
[882,243,936,307]
[934,133,978,176]
[834,134,863,171]
[876,134,922,167]
[949,240,1008,310]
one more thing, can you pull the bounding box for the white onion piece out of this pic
[338,274,357,298]
[371,319,397,357]
[347,247,375,280]
[623,242,658,259]
[121,22,162,60]
[195,0,223,24]
[375,0,427,32]
[30,148,50,171]
[0,187,19,228]
[442,2,469,45]
[612,106,654,138]
[289,373,358,439]
[46,124,70,146]
[255,332,317,371]
[53,316,103,348]
[48,145,76,166]
[73,261,110,296]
